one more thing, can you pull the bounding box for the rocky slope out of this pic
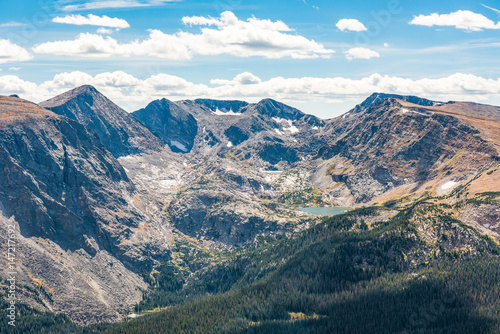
[0,96,170,324]
[312,98,499,205]
[126,91,500,243]
[132,98,198,153]
[1,89,499,328]
[128,95,331,246]
[40,85,163,157]
[118,151,313,248]
[133,97,327,168]
[348,92,438,114]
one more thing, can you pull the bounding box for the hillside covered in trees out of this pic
[3,195,500,333]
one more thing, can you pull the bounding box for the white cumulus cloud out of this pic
[0,75,40,97]
[2,72,500,114]
[33,33,123,58]
[212,72,262,85]
[410,10,500,31]
[0,39,33,64]
[33,11,334,60]
[336,19,367,32]
[345,47,380,60]
[52,14,130,28]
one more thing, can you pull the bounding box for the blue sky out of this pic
[1,0,500,117]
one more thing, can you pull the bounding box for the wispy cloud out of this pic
[53,14,130,28]
[389,39,500,55]
[97,27,115,34]
[410,10,500,31]
[298,0,319,11]
[61,0,179,12]
[33,11,334,60]
[0,22,26,28]
[481,4,500,16]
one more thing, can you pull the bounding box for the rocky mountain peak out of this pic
[40,85,99,108]
[252,98,305,120]
[0,94,165,324]
[133,98,198,153]
[147,98,176,110]
[39,85,163,157]
[350,92,438,114]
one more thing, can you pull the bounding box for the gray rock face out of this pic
[194,99,249,113]
[0,96,163,267]
[258,143,299,165]
[251,98,305,120]
[223,116,267,145]
[40,85,163,157]
[349,92,438,114]
[167,186,282,246]
[315,98,498,203]
[0,95,176,323]
[0,214,147,325]
[133,97,326,169]
[133,98,198,153]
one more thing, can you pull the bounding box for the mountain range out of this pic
[0,86,499,332]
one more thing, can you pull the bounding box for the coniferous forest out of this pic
[3,199,500,333]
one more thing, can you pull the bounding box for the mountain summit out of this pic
[40,85,163,157]
[133,98,198,153]
[349,92,438,114]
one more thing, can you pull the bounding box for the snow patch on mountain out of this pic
[400,108,429,117]
[170,140,187,152]
[213,108,243,116]
[441,181,458,190]
[272,117,299,134]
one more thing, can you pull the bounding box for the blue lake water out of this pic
[259,169,283,174]
[298,207,351,216]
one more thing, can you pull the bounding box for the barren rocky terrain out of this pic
[0,88,499,326]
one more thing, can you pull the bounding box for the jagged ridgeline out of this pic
[0,88,499,333]
[39,85,163,157]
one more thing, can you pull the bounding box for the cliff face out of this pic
[315,98,499,203]
[133,97,327,169]
[167,189,281,246]
[0,96,137,252]
[348,92,438,114]
[40,85,163,157]
[0,96,166,324]
[133,98,198,153]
